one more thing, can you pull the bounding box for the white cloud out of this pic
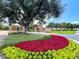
[71,21,79,24]
[58,20,65,23]
[48,18,66,23]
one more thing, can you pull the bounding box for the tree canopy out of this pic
[48,22,79,30]
[0,0,63,32]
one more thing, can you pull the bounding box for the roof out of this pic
[12,23,20,27]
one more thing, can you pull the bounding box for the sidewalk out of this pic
[0,31,9,46]
[0,31,9,35]
[0,31,9,59]
[75,30,79,34]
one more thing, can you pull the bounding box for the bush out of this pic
[0,22,4,29]
[41,35,52,40]
[2,40,79,59]
[0,22,9,30]
[3,26,10,30]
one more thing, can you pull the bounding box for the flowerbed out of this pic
[2,35,79,59]
[2,40,79,59]
[15,35,69,52]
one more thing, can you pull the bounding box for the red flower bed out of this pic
[15,35,69,52]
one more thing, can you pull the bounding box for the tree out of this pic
[48,22,55,27]
[0,22,3,29]
[0,0,63,32]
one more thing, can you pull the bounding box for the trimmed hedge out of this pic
[2,40,79,59]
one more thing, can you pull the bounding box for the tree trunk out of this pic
[24,24,29,33]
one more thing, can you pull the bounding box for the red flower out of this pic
[15,35,69,52]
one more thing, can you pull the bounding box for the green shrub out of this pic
[43,55,47,59]
[44,52,48,55]
[28,55,32,59]
[47,50,52,55]
[35,52,39,56]
[25,54,29,58]
[33,55,37,59]
[38,55,42,59]
[41,35,52,40]
[40,52,44,55]
[32,52,35,55]
[47,55,52,59]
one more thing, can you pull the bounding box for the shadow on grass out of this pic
[9,32,30,35]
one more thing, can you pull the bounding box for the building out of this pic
[34,23,45,32]
[10,23,24,32]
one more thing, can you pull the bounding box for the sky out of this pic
[48,0,79,24]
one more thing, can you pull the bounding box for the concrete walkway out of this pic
[0,31,9,59]
[75,30,79,34]
[0,31,9,46]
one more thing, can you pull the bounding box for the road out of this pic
[58,34,79,43]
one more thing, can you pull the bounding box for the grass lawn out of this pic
[48,30,76,34]
[1,32,45,48]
